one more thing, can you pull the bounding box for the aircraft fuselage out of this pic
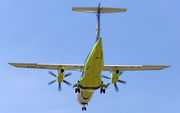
[76,38,104,105]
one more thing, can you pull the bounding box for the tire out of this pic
[75,88,80,93]
[100,89,102,93]
[82,107,86,111]
[103,89,105,94]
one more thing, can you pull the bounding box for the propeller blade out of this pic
[65,72,72,77]
[118,80,127,84]
[101,75,111,79]
[107,82,111,87]
[114,83,119,92]
[119,71,123,75]
[59,83,61,91]
[63,80,71,86]
[48,71,57,77]
[48,80,56,85]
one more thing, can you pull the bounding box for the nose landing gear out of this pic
[81,103,87,111]
[82,106,86,111]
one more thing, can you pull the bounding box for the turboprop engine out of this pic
[102,67,126,91]
[111,68,120,84]
[57,68,65,83]
[48,66,72,91]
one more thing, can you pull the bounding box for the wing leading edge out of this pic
[8,63,170,71]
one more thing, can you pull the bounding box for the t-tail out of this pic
[72,3,127,42]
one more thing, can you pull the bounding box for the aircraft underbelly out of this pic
[80,57,103,88]
[80,38,103,88]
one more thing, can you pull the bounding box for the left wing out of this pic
[8,63,84,72]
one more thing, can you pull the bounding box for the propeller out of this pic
[101,71,126,92]
[48,71,72,91]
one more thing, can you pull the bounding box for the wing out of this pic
[8,63,84,71]
[9,63,170,72]
[103,65,170,71]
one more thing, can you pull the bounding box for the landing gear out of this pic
[100,81,106,94]
[74,80,80,93]
[82,107,86,111]
[75,88,80,93]
[100,88,105,94]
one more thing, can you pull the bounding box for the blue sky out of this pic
[0,0,180,113]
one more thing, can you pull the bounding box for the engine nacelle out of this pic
[111,67,120,84]
[57,66,65,83]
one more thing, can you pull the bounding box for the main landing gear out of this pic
[75,88,80,93]
[100,88,105,94]
[100,81,107,94]
[74,80,80,93]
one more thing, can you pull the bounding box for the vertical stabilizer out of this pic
[96,3,101,42]
[72,3,127,42]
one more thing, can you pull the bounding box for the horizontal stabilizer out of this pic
[72,7,127,13]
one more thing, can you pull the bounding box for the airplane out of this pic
[8,3,170,111]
